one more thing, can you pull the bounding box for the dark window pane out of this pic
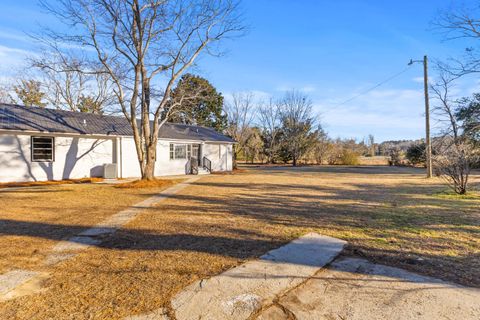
[32,136,54,161]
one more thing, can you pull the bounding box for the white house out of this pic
[0,104,234,183]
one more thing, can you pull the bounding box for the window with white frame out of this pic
[31,136,54,162]
[169,143,189,160]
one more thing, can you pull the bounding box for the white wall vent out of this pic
[103,163,117,179]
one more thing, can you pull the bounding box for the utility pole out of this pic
[408,55,432,178]
[423,56,432,178]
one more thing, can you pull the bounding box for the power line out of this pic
[328,65,413,111]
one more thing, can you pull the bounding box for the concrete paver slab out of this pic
[264,257,480,320]
[171,233,346,320]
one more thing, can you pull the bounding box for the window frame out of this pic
[169,143,189,160]
[31,136,55,162]
[169,143,174,160]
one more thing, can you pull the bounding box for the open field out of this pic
[0,166,479,319]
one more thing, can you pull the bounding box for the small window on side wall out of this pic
[169,143,174,160]
[31,136,54,162]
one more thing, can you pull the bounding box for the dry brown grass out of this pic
[0,177,104,189]
[115,178,180,189]
[1,166,479,319]
[358,156,390,165]
[0,182,177,274]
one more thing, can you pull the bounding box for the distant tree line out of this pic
[223,90,390,167]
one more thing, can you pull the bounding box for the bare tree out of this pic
[430,63,479,194]
[435,4,480,75]
[39,0,244,180]
[0,85,11,104]
[279,90,318,166]
[243,126,263,164]
[30,51,115,113]
[258,98,281,163]
[433,140,479,195]
[367,134,375,157]
[311,128,330,165]
[430,64,461,140]
[224,92,256,167]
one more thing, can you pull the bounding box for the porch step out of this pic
[197,168,210,175]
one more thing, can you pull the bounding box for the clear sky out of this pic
[0,0,478,142]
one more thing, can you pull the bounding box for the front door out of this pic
[191,144,201,166]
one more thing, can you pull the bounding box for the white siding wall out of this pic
[203,143,233,172]
[0,133,115,183]
[154,140,191,176]
[119,138,198,178]
[118,137,141,178]
[0,133,234,182]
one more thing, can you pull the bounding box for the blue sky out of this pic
[0,0,478,142]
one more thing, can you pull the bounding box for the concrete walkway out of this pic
[257,257,480,320]
[0,177,200,302]
[171,233,346,320]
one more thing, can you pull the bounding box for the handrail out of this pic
[203,156,212,172]
[191,158,199,175]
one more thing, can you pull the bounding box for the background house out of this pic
[0,104,234,183]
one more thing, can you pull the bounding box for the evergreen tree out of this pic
[170,74,227,131]
[12,80,47,107]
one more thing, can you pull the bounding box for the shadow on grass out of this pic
[1,165,479,287]
[0,219,285,261]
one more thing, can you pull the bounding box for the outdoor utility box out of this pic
[103,163,117,179]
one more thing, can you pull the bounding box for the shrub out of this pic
[433,141,480,195]
[388,147,402,166]
[406,143,426,166]
[339,149,360,165]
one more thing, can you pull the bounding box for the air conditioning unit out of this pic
[103,163,117,179]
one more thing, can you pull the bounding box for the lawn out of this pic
[0,181,178,273]
[0,166,479,319]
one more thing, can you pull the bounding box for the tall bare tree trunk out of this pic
[143,144,156,180]
[232,144,238,169]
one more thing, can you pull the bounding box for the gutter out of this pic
[0,129,236,144]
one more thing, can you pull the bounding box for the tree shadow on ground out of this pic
[2,166,479,287]
[147,171,479,287]
[0,219,285,261]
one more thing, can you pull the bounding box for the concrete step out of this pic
[197,168,210,175]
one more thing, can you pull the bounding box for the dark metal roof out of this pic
[0,104,235,143]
